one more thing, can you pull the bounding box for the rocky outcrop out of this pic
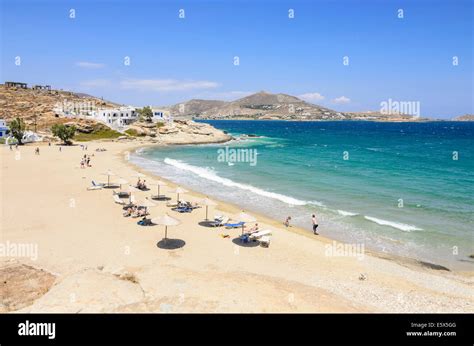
[0,260,56,312]
[123,120,231,145]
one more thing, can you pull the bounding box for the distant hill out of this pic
[164,91,344,120]
[454,114,474,121]
[0,84,119,130]
[163,91,427,121]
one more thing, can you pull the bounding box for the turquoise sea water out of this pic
[131,121,474,269]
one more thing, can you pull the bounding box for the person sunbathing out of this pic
[246,223,259,234]
[123,207,133,217]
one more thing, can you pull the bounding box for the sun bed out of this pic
[224,221,245,228]
[87,180,104,190]
[113,195,125,205]
[248,230,272,240]
[114,190,130,198]
[209,216,229,227]
[172,206,192,213]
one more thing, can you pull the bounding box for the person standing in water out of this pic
[312,214,319,235]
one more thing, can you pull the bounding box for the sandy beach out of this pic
[1,141,473,313]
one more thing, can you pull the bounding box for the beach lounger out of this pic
[172,207,192,213]
[114,190,130,198]
[224,221,245,228]
[87,180,104,190]
[249,230,272,240]
[113,195,125,205]
[210,216,229,227]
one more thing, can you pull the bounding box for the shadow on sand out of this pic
[198,221,219,228]
[157,238,186,250]
[232,237,260,248]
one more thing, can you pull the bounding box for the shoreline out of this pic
[2,140,473,313]
[122,143,471,276]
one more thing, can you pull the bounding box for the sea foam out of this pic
[364,216,423,232]
[337,210,359,217]
[164,158,312,206]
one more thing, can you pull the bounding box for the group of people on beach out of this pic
[136,179,148,190]
[284,214,319,235]
[123,204,148,218]
[80,154,92,168]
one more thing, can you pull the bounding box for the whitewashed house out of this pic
[151,108,172,123]
[0,119,9,138]
[92,106,138,127]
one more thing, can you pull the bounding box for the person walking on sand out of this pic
[284,216,291,227]
[312,214,319,235]
[35,147,40,155]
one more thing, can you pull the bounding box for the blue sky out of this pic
[1,0,472,118]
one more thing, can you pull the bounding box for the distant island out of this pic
[161,91,431,122]
[454,114,474,121]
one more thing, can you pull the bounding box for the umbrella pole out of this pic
[158,185,160,197]
[177,193,179,203]
[242,224,245,235]
[107,175,110,187]
[165,226,168,240]
[205,206,208,221]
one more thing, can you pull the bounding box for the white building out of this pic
[151,108,172,123]
[92,106,138,127]
[0,119,9,138]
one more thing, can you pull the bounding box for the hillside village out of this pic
[0,82,230,144]
[1,81,468,144]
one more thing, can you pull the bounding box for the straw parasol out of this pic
[235,211,257,235]
[126,185,141,203]
[137,198,156,213]
[151,213,181,241]
[151,180,168,198]
[115,178,128,189]
[101,170,116,187]
[131,172,146,179]
[201,197,217,221]
[172,187,188,203]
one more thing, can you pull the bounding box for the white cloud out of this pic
[76,61,106,69]
[298,92,325,102]
[332,96,351,104]
[79,79,111,88]
[120,79,220,92]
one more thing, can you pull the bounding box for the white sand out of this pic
[1,142,473,312]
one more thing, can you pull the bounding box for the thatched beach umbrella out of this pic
[235,211,257,235]
[172,187,188,203]
[116,178,128,190]
[152,213,181,241]
[131,172,146,179]
[137,198,156,213]
[126,185,141,203]
[101,170,116,187]
[151,180,168,198]
[201,197,217,221]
